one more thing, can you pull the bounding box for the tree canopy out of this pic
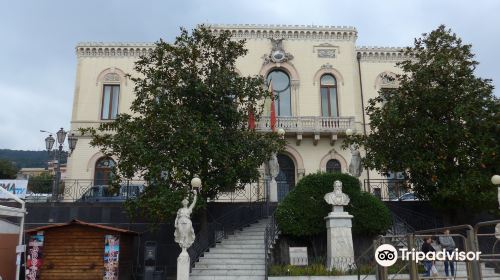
[84,26,284,223]
[347,25,499,213]
[0,158,18,179]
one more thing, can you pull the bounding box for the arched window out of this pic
[320,74,338,117]
[326,159,341,173]
[94,157,116,185]
[267,70,291,116]
[276,154,296,202]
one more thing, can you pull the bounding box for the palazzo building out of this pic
[66,24,406,201]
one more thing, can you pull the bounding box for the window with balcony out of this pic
[101,85,120,120]
[94,157,116,186]
[326,159,341,173]
[267,70,291,116]
[320,74,338,117]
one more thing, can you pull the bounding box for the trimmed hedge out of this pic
[275,172,391,237]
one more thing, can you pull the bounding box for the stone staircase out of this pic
[190,218,269,280]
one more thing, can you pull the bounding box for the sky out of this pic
[0,0,498,150]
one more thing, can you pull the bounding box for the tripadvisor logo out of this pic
[375,244,398,267]
[375,244,482,267]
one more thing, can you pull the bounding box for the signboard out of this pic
[0,180,28,199]
[26,231,44,280]
[289,247,308,266]
[104,234,120,280]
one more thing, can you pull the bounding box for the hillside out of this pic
[0,149,68,168]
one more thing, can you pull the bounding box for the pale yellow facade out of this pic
[66,24,407,199]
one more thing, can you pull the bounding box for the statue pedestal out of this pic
[177,248,190,280]
[270,178,278,202]
[325,211,355,272]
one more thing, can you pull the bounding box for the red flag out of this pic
[248,107,255,130]
[269,80,276,132]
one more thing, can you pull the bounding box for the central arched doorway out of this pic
[276,154,295,202]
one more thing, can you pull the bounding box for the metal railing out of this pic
[364,179,410,201]
[265,211,279,280]
[22,178,269,203]
[257,116,355,133]
[22,179,146,203]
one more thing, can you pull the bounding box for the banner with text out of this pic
[0,179,28,199]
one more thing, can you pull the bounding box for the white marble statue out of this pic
[174,190,197,249]
[324,180,350,210]
[269,153,280,179]
[268,153,280,202]
[348,144,362,178]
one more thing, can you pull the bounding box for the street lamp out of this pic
[191,176,202,190]
[277,128,286,139]
[493,175,500,210]
[43,128,78,201]
[345,128,354,136]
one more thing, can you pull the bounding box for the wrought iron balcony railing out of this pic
[257,116,355,134]
[363,179,410,201]
[20,178,269,203]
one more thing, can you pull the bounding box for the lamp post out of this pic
[44,128,78,201]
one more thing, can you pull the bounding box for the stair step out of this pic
[191,269,265,276]
[197,258,265,265]
[223,239,262,245]
[218,244,265,249]
[227,235,263,240]
[238,227,268,232]
[190,276,264,280]
[193,264,265,270]
[234,231,265,235]
[203,252,263,259]
[209,248,264,254]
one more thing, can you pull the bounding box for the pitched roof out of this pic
[25,219,138,235]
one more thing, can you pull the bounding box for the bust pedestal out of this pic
[177,248,190,280]
[324,181,355,272]
[325,210,355,271]
[270,178,278,202]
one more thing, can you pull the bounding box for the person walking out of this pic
[421,236,435,278]
[439,229,456,278]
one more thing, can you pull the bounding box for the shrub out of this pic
[276,172,391,237]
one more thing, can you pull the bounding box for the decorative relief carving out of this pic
[317,49,336,58]
[262,38,294,65]
[103,73,120,82]
[376,72,399,89]
[321,63,334,70]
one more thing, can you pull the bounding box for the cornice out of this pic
[76,42,155,58]
[206,24,357,41]
[356,46,410,62]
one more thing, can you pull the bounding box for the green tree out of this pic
[0,159,18,179]
[84,26,284,223]
[347,25,499,214]
[276,172,391,237]
[28,173,54,193]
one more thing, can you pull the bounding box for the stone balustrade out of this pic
[257,116,354,134]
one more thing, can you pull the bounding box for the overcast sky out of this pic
[0,0,498,150]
